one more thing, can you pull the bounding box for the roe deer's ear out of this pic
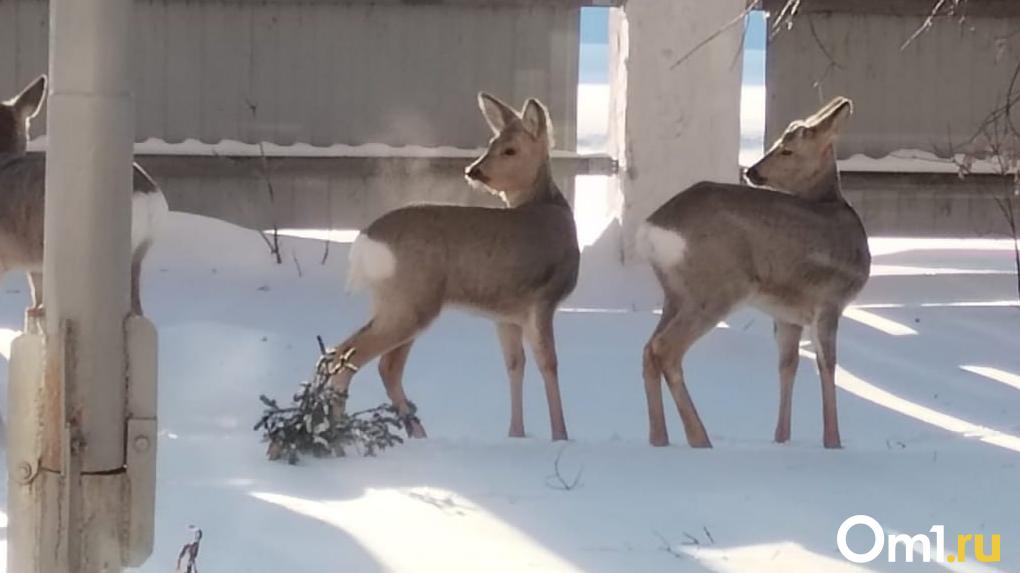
[807,97,852,139]
[520,98,554,147]
[478,92,518,135]
[12,75,47,119]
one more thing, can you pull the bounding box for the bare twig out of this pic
[545,447,583,491]
[1003,58,1020,139]
[246,100,283,265]
[941,69,1020,308]
[256,229,277,256]
[321,236,332,265]
[320,177,335,265]
[807,16,844,97]
[994,195,1020,305]
[671,0,760,71]
[256,140,283,264]
[670,0,960,71]
[770,0,802,38]
[654,531,686,559]
[703,526,716,545]
[901,0,972,50]
[901,0,950,50]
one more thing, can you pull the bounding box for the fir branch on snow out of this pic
[254,337,411,464]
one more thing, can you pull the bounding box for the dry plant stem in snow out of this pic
[175,527,202,573]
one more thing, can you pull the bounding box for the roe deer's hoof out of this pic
[407,423,428,439]
[824,439,842,449]
[688,437,713,449]
[774,430,791,444]
[649,435,669,447]
[551,431,568,441]
[508,427,525,438]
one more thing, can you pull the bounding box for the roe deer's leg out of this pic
[774,321,803,443]
[497,322,526,438]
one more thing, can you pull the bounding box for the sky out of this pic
[579,8,765,85]
[577,8,767,163]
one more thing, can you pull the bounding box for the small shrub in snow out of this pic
[255,338,411,464]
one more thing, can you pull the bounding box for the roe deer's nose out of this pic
[466,166,487,182]
[744,166,765,185]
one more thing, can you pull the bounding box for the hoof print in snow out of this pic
[254,336,409,464]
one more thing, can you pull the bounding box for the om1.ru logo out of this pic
[837,515,1001,564]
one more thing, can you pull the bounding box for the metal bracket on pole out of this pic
[123,315,158,567]
[8,315,159,572]
[6,317,46,573]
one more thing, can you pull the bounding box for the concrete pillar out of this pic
[6,0,157,570]
[43,0,135,475]
[609,0,745,259]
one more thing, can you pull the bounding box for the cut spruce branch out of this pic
[254,337,413,464]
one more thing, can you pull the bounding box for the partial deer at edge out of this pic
[0,75,168,316]
[638,97,870,449]
[330,93,579,440]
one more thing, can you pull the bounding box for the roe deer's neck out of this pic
[507,159,565,208]
[0,138,25,156]
[799,154,843,202]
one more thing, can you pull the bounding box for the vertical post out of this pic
[609,0,746,260]
[7,0,141,570]
[45,0,134,471]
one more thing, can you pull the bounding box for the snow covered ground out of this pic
[0,210,1018,572]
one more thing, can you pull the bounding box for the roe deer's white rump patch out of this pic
[347,235,397,291]
[635,222,687,268]
[131,188,169,251]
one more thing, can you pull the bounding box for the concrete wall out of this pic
[125,153,611,231]
[1,0,580,149]
[608,0,745,257]
[1,0,601,232]
[844,172,1016,237]
[764,0,1020,159]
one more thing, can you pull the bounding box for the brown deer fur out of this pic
[332,93,579,440]
[638,97,870,449]
[0,75,167,316]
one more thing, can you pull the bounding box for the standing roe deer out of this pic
[0,75,168,316]
[330,93,579,440]
[638,97,870,449]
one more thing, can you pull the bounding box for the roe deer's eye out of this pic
[503,148,517,156]
[780,149,794,156]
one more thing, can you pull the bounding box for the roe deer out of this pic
[638,97,870,449]
[330,93,579,440]
[0,75,168,316]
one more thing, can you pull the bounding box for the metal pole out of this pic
[6,0,158,569]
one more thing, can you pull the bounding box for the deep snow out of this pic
[0,207,1018,572]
